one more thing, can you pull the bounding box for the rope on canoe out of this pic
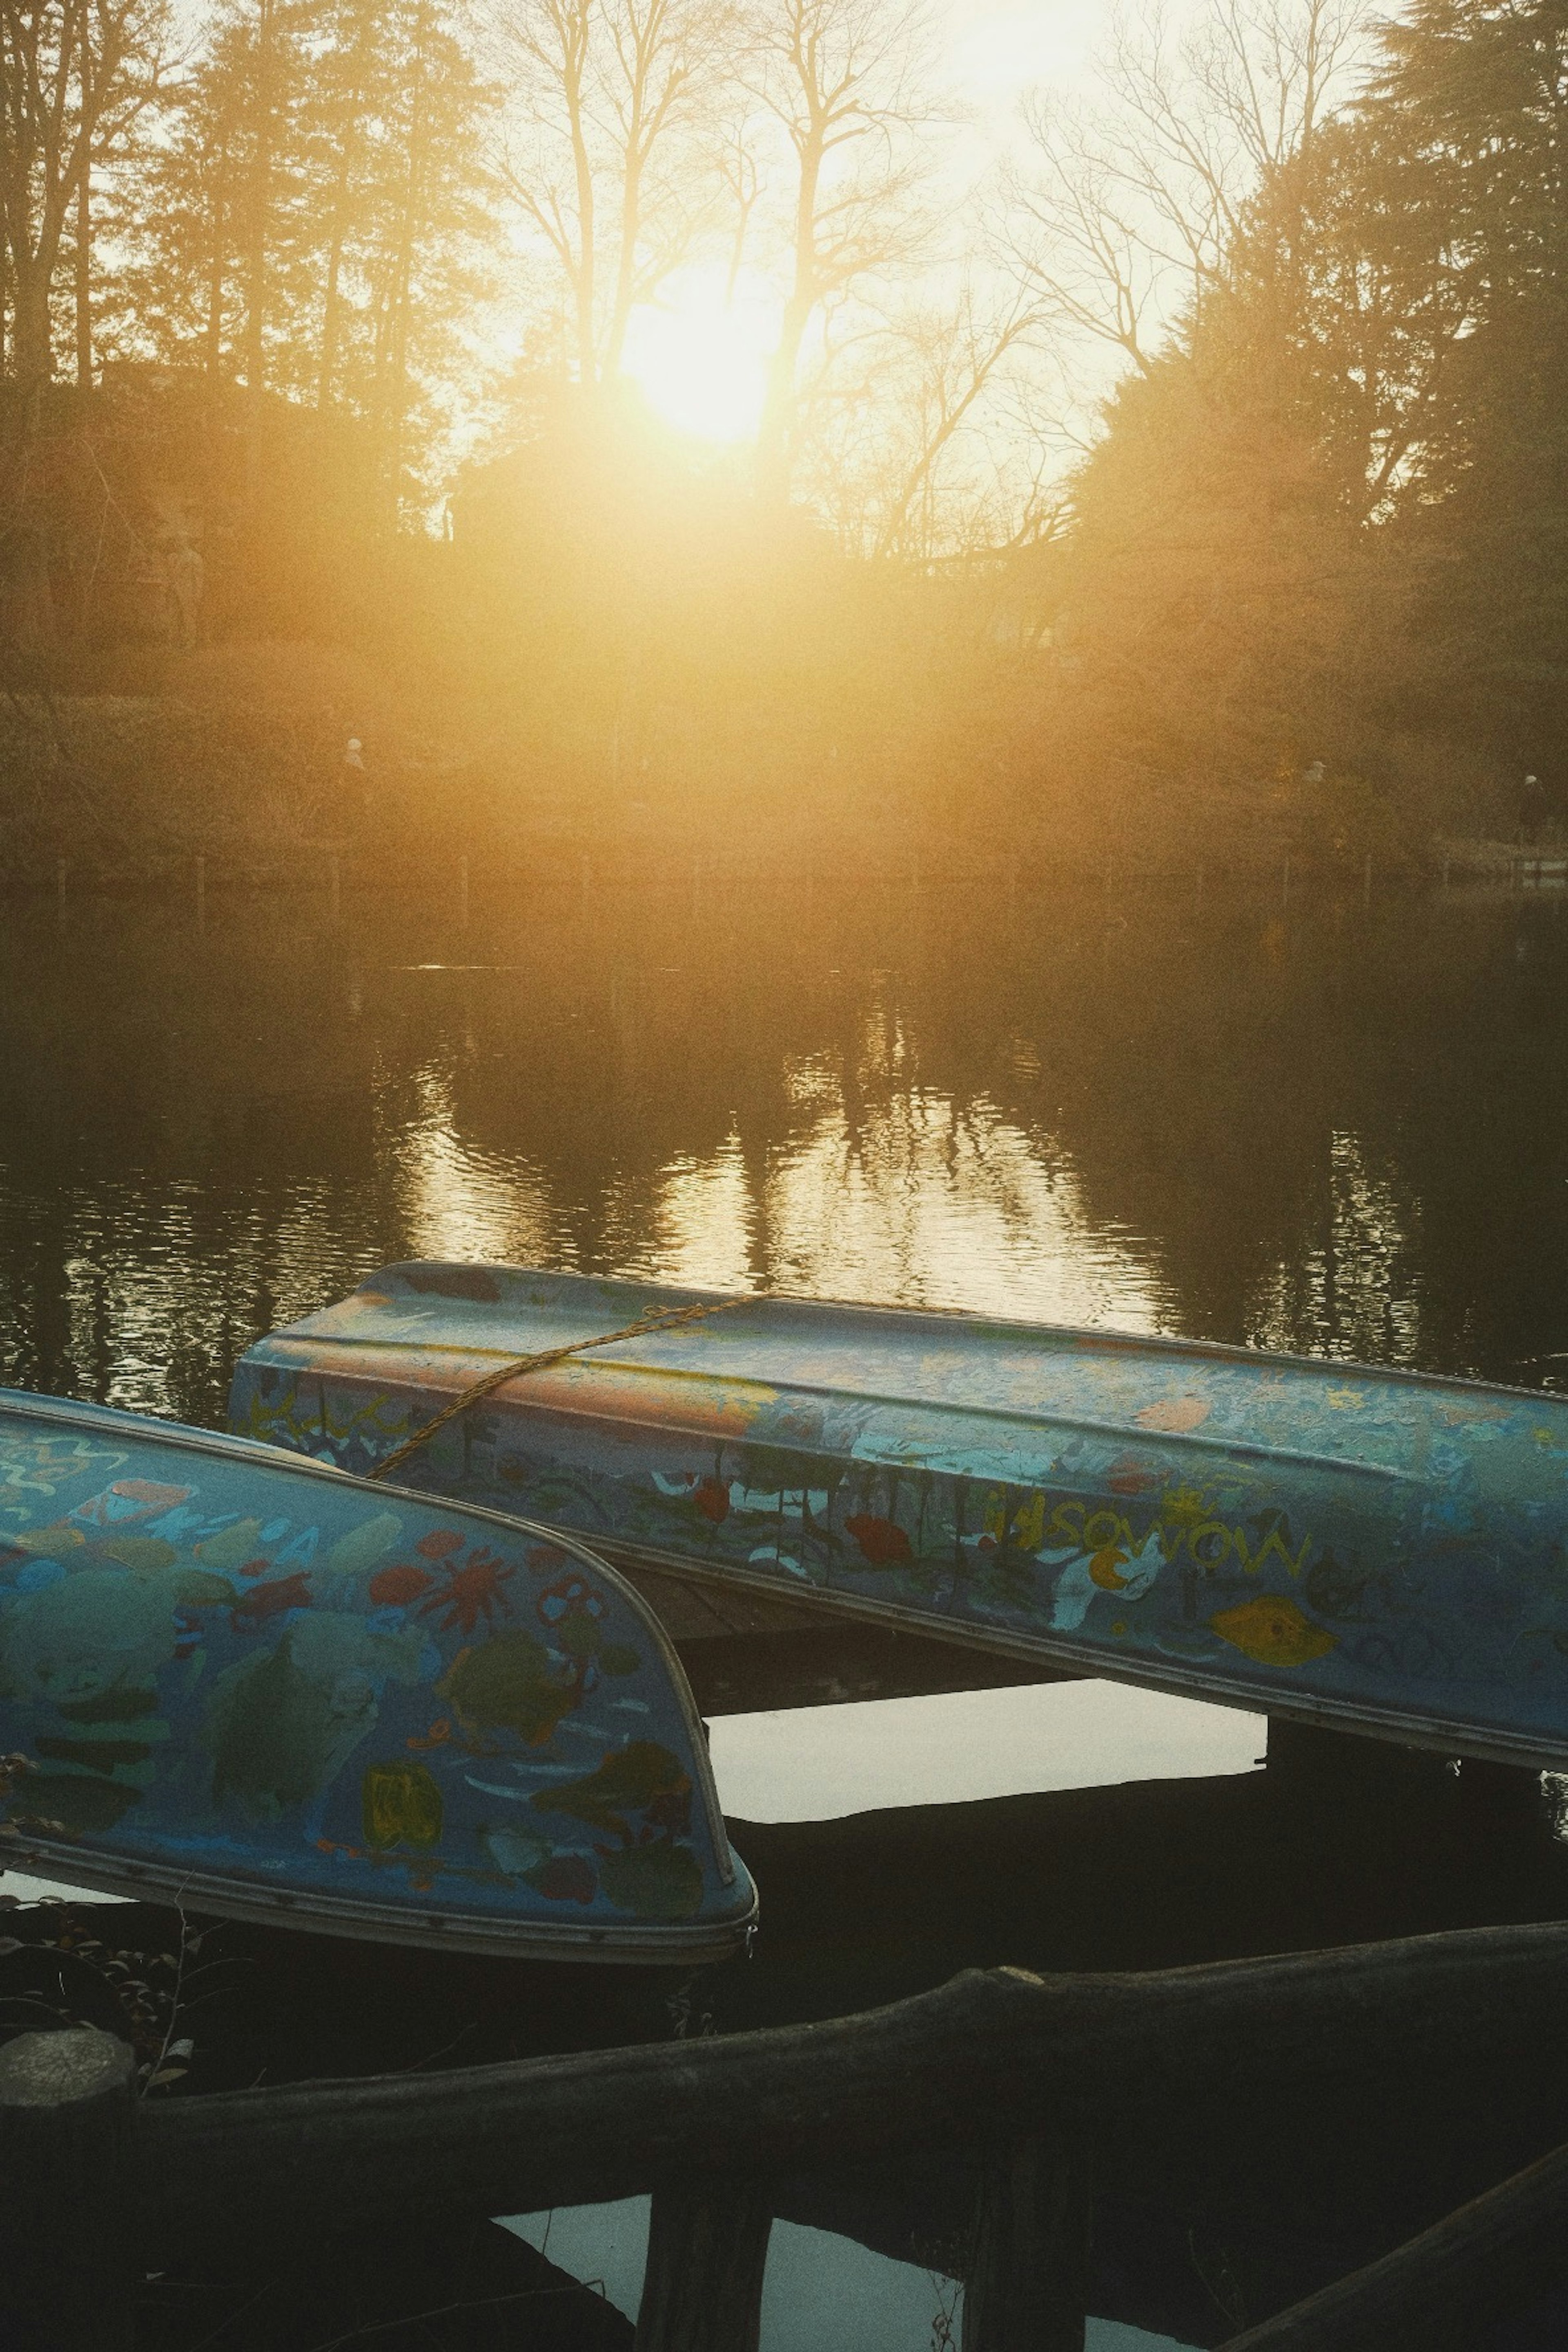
[365,1297,745,1483]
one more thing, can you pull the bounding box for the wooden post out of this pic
[581,854,591,918]
[329,853,341,924]
[1196,861,1205,908]
[458,855,470,929]
[55,858,66,920]
[963,2131,1089,2352]
[692,858,702,921]
[1363,852,1372,906]
[195,853,206,929]
[635,2180,773,2352]
[1282,854,1291,907]
[0,2027,138,2352]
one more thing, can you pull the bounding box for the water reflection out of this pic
[503,2200,1186,2350]
[4,886,1567,1420]
[706,1682,1263,1822]
[4,883,1568,2345]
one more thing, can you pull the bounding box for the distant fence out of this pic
[4,1919,1568,2349]
[22,840,1561,920]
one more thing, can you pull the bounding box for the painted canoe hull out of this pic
[230,1264,1568,1771]
[0,1392,755,1962]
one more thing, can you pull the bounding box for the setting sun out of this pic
[621,270,777,445]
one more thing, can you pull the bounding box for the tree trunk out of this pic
[570,93,597,382]
[10,258,54,398]
[244,0,274,392]
[75,162,92,388]
[75,25,93,389]
[756,138,822,504]
[756,281,814,503]
[317,163,352,407]
[205,152,229,386]
[377,0,430,525]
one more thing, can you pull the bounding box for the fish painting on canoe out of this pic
[0,1390,755,1961]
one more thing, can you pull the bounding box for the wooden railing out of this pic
[4,1919,1568,2350]
[31,840,1517,916]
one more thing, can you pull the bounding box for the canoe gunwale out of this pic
[0,1390,755,1960]
[316,1266,1564,1412]
[0,1836,758,1962]
[253,1337,1422,1489]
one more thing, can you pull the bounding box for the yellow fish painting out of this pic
[1210,1595,1336,1668]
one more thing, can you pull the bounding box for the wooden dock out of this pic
[5,1920,1568,2349]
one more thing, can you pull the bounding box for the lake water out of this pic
[6,878,1568,1400]
[4,876,1568,2347]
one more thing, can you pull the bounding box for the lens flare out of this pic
[621,271,776,445]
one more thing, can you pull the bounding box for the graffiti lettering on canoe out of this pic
[233,1375,413,1472]
[69,1479,192,1530]
[1043,1498,1313,1580]
[0,1432,127,1501]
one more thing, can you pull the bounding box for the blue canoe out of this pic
[0,1391,755,1961]
[232,1264,1568,1771]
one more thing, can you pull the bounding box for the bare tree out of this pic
[716,113,758,299]
[0,0,169,400]
[1185,0,1364,176]
[1007,96,1169,378]
[1008,0,1368,391]
[491,0,735,386]
[602,0,735,370]
[492,1,597,384]
[865,280,1042,560]
[748,0,938,502]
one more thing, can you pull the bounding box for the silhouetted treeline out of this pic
[2,0,1565,858]
[1021,0,1568,842]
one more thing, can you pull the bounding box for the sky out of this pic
[624,0,1115,443]
[944,0,1105,115]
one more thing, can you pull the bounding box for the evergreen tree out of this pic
[1047,0,1568,802]
[104,0,498,514]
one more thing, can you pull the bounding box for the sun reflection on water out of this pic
[375,1037,1162,1327]
[0,891,1559,1423]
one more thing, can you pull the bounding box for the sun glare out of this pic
[621,271,776,445]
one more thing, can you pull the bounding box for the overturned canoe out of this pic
[231,1264,1568,1771]
[0,1390,755,1961]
